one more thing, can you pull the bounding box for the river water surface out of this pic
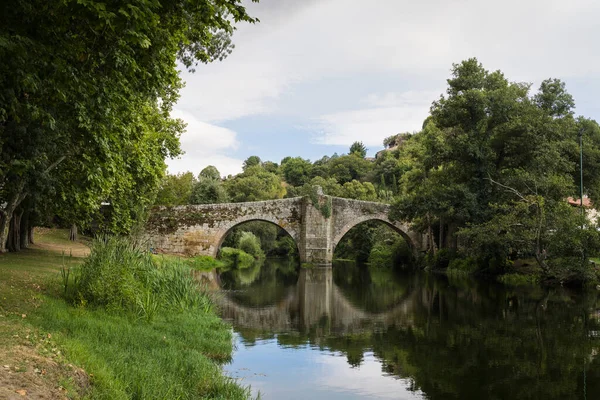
[213,259,600,399]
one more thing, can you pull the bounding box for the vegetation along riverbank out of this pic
[0,229,248,399]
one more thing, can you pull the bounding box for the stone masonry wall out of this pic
[144,197,303,256]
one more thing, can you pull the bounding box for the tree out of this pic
[390,58,600,280]
[350,141,368,158]
[281,157,313,187]
[155,173,196,206]
[0,0,257,251]
[190,179,229,204]
[224,166,285,202]
[243,156,262,171]
[328,154,373,184]
[341,180,377,201]
[199,165,221,181]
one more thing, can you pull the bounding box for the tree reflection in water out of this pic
[216,260,600,400]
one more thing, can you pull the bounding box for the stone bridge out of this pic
[145,194,425,264]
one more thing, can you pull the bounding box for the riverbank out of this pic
[0,229,247,399]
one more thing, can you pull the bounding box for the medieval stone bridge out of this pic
[145,193,425,264]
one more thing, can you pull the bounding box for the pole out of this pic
[579,129,584,213]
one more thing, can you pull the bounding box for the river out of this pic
[211,259,600,399]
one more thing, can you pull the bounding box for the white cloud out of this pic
[313,90,436,147]
[314,106,428,147]
[174,0,600,153]
[166,109,243,177]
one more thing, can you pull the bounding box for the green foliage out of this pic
[224,165,286,202]
[447,257,478,273]
[497,273,540,286]
[190,177,229,204]
[427,248,456,270]
[281,157,313,186]
[36,294,247,399]
[68,237,211,317]
[186,255,225,271]
[349,141,368,158]
[154,172,196,206]
[388,57,600,283]
[237,231,265,259]
[0,0,258,250]
[242,155,262,171]
[221,221,298,257]
[328,154,373,184]
[199,165,221,181]
[219,247,255,269]
[341,180,377,200]
[302,185,333,218]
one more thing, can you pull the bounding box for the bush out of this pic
[66,237,210,318]
[219,247,255,269]
[429,248,456,270]
[497,273,540,286]
[448,257,478,273]
[237,231,265,259]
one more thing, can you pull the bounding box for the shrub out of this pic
[237,231,264,259]
[66,237,210,318]
[497,273,540,286]
[448,257,478,273]
[219,247,255,269]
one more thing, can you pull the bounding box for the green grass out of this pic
[152,254,225,271]
[31,299,246,399]
[0,232,249,399]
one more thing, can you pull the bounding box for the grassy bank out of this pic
[0,229,247,399]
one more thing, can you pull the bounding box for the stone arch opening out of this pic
[332,217,416,263]
[214,218,300,259]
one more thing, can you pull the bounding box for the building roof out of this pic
[567,196,593,208]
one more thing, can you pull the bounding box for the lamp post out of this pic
[579,128,584,213]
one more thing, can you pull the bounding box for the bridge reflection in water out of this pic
[215,266,416,335]
[201,260,600,400]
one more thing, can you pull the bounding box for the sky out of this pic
[166,0,600,178]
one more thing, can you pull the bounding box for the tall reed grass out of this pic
[47,236,249,399]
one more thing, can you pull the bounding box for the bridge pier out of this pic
[299,197,334,264]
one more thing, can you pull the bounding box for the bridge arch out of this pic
[332,215,415,255]
[212,216,300,258]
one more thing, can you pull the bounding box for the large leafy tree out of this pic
[281,157,313,187]
[224,165,286,202]
[0,0,257,250]
[391,58,600,279]
[190,166,229,204]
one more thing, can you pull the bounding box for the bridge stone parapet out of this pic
[145,194,426,264]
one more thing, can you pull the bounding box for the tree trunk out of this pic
[69,223,78,241]
[0,181,27,253]
[28,225,35,245]
[7,208,23,252]
[20,210,30,249]
[438,217,444,250]
[427,213,436,254]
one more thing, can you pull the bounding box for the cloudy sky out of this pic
[167,0,600,177]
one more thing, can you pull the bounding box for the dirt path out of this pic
[0,228,90,398]
[29,228,90,257]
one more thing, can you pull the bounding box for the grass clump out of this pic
[188,255,226,271]
[51,236,249,399]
